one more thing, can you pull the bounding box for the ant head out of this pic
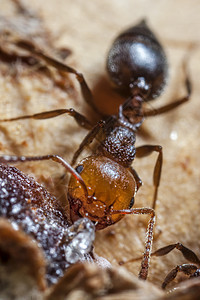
[106,20,168,100]
[67,155,137,230]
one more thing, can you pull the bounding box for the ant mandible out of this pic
[0,20,191,280]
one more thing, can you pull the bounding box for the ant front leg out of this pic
[151,243,200,264]
[112,207,155,280]
[161,264,198,289]
[71,120,105,165]
[144,54,192,117]
[136,145,163,209]
[151,243,200,289]
[0,154,88,196]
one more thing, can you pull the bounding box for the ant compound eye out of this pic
[75,165,84,174]
[129,197,135,209]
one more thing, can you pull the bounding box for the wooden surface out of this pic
[1,0,200,295]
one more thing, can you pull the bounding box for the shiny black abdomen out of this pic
[106,20,168,99]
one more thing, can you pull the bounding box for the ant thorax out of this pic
[100,126,136,167]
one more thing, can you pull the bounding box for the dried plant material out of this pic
[0,162,96,286]
[0,218,45,299]
[0,0,71,64]
[0,0,75,130]
[46,263,164,300]
[0,162,69,284]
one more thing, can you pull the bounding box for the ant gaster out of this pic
[0,20,191,280]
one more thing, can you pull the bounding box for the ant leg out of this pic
[130,167,143,191]
[0,154,88,196]
[112,207,155,280]
[71,120,105,165]
[162,264,198,289]
[136,145,163,209]
[15,40,100,114]
[120,242,200,270]
[0,108,92,130]
[150,243,200,289]
[144,56,191,117]
[151,242,200,264]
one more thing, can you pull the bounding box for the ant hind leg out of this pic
[16,40,102,115]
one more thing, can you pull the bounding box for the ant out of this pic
[0,20,191,280]
[150,243,200,289]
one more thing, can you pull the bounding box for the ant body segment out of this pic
[0,20,191,280]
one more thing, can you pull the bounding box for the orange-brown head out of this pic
[68,155,137,230]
